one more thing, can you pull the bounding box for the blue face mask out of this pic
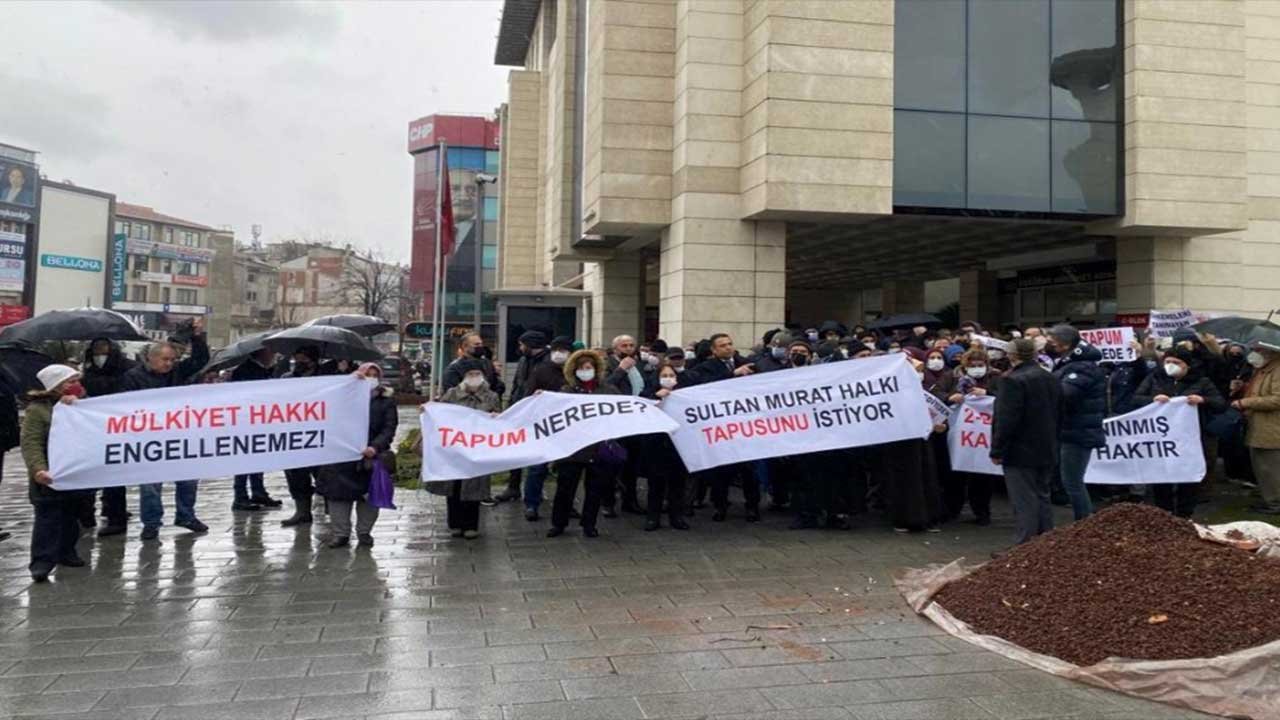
[1145,360,1158,370]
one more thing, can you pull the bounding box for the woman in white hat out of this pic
[22,364,89,582]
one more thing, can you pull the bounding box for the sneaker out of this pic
[281,513,312,527]
[97,524,126,538]
[358,533,374,547]
[926,525,942,534]
[231,500,263,512]
[140,526,159,541]
[30,561,54,583]
[524,508,540,522]
[327,536,350,548]
[175,519,208,534]
[479,496,498,507]
[250,495,283,508]
[463,530,480,540]
[58,555,86,568]
[495,486,520,502]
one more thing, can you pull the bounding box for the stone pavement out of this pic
[0,434,1209,719]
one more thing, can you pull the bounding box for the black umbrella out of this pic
[199,330,281,375]
[0,307,147,344]
[1191,313,1280,344]
[868,313,943,331]
[1243,322,1280,352]
[263,325,383,362]
[0,344,54,395]
[303,314,394,337]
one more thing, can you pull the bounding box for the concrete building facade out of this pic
[493,0,1280,347]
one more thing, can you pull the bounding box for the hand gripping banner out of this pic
[48,375,371,490]
[661,354,933,473]
[420,392,678,481]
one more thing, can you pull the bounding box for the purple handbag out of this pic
[594,439,627,467]
[368,459,397,510]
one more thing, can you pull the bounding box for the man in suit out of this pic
[991,338,1063,545]
[678,333,759,522]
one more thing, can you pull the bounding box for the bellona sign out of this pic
[41,254,104,272]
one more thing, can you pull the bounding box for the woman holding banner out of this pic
[547,350,622,539]
[944,348,1002,526]
[21,365,90,582]
[640,361,691,532]
[422,358,501,539]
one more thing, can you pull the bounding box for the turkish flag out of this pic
[439,148,456,260]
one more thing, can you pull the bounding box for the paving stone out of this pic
[503,697,645,720]
[433,679,565,708]
[610,650,731,674]
[0,690,105,715]
[969,690,1110,720]
[850,698,998,720]
[636,688,773,717]
[178,659,311,685]
[95,681,242,709]
[234,671,370,700]
[492,657,614,683]
[761,680,897,709]
[152,697,301,720]
[682,664,812,691]
[295,690,436,719]
[561,671,690,699]
[45,666,187,693]
[542,637,658,660]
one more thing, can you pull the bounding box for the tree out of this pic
[339,249,410,321]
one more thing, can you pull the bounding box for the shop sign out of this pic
[0,258,24,292]
[126,238,216,264]
[138,271,172,283]
[0,241,24,259]
[41,254,103,272]
[172,274,208,287]
[110,233,127,301]
[0,304,30,325]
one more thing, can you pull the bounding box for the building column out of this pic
[958,270,999,330]
[585,255,644,348]
[1116,236,1245,316]
[880,280,924,315]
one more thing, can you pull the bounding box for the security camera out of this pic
[475,173,498,184]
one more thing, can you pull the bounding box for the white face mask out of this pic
[1010,331,1023,339]
[92,354,108,368]
[771,346,786,359]
[1163,362,1184,378]
[640,352,657,367]
[462,374,486,390]
[1033,336,1047,351]
[659,376,677,389]
[364,376,381,391]
[550,350,569,365]
[1247,351,1267,368]
[684,351,695,361]
[966,365,988,379]
[575,367,596,382]
[926,358,945,372]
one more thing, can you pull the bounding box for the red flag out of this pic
[439,147,456,259]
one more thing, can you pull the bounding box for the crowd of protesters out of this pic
[4,314,1279,582]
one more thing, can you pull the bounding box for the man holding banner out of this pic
[991,339,1061,545]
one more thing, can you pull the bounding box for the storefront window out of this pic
[894,111,965,208]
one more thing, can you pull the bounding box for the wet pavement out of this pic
[0,414,1208,719]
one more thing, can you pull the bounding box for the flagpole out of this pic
[429,141,446,398]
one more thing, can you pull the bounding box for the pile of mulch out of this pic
[934,503,1280,666]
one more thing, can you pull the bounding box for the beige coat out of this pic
[1242,358,1280,449]
[423,384,502,500]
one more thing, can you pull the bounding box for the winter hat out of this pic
[1048,324,1081,348]
[518,329,549,348]
[38,364,81,391]
[666,347,686,361]
[1172,327,1199,345]
[762,328,782,346]
[650,339,669,354]
[453,357,487,377]
[549,335,574,351]
[1010,338,1037,364]
[295,345,321,363]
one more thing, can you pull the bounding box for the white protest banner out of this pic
[972,335,1010,353]
[421,392,677,481]
[49,376,370,490]
[1079,326,1136,363]
[661,354,932,473]
[923,391,950,425]
[947,395,1002,476]
[1148,309,1195,338]
[1085,398,1204,485]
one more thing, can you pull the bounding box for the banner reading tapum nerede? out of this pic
[48,376,371,490]
[421,392,678,481]
[663,354,933,473]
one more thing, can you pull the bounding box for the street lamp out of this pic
[474,173,498,336]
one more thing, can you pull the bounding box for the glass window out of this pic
[246,290,258,302]
[968,116,1050,211]
[161,259,173,273]
[115,221,128,235]
[894,0,966,112]
[968,0,1050,117]
[894,111,966,208]
[164,227,173,243]
[1098,280,1117,317]
[1020,288,1044,319]
[130,285,147,302]
[483,196,498,221]
[1052,0,1118,121]
[1052,120,1117,214]
[485,150,500,175]
[161,287,171,303]
[177,289,197,304]
[482,244,498,269]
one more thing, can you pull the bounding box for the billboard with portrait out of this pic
[0,159,38,209]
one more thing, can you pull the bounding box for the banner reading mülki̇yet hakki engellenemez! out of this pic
[662,354,933,473]
[48,376,371,490]
[420,392,679,481]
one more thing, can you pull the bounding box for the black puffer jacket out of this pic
[1053,342,1107,447]
[81,342,135,397]
[230,358,276,382]
[120,336,209,391]
[1134,366,1227,429]
[316,391,399,502]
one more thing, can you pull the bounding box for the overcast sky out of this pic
[2,0,510,262]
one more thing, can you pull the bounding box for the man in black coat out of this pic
[1047,324,1106,521]
[678,333,760,522]
[496,329,550,503]
[991,338,1062,545]
[229,347,283,512]
[521,336,574,521]
[281,346,325,527]
[82,338,136,537]
[442,333,505,397]
[121,321,210,541]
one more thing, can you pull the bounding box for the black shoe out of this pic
[644,519,660,531]
[176,518,208,534]
[231,500,263,512]
[30,561,54,582]
[974,516,992,527]
[568,508,582,520]
[327,536,350,548]
[669,517,690,531]
[602,507,618,519]
[281,513,312,527]
[479,496,498,507]
[825,515,849,530]
[58,555,86,568]
[583,527,599,538]
[0,529,10,542]
[621,501,645,515]
[524,508,539,522]
[712,510,727,522]
[140,526,159,541]
[546,527,565,538]
[97,524,126,538]
[789,517,819,530]
[250,495,283,508]
[358,533,374,546]
[745,509,761,523]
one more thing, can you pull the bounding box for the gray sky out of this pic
[2,0,510,262]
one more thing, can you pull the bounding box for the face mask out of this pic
[675,366,685,374]
[469,346,486,358]
[864,342,876,351]
[989,350,1005,361]
[1247,351,1267,368]
[806,332,818,342]
[684,351,695,361]
[659,376,677,389]
[771,346,786,359]
[1033,337,1047,351]
[550,351,569,364]
[926,358,945,372]
[575,367,596,382]
[966,366,988,379]
[1145,359,1158,370]
[63,382,86,399]
[1163,362,1184,378]
[790,354,808,367]
[463,375,486,390]
[1010,331,1023,339]
[641,353,658,367]
[92,354,108,368]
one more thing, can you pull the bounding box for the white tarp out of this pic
[49,375,370,490]
[947,395,1003,476]
[1085,398,1205,485]
[420,392,677,481]
[662,354,933,473]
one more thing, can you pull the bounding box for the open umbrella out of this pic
[0,344,54,395]
[868,313,943,332]
[1192,313,1280,345]
[1243,323,1280,352]
[0,307,147,345]
[198,330,281,375]
[263,325,383,362]
[303,314,394,337]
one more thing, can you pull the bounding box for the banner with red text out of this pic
[662,354,933,473]
[420,392,678,481]
[947,395,1002,476]
[48,376,370,490]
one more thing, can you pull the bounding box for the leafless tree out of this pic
[339,248,410,321]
